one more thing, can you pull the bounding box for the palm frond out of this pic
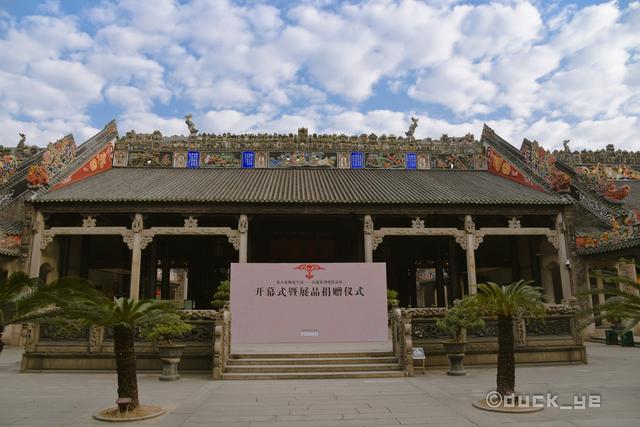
[476,280,545,318]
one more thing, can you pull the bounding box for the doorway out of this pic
[250,215,361,263]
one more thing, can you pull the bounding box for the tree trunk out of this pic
[496,314,515,397]
[113,325,139,409]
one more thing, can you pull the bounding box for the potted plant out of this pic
[436,296,485,376]
[387,289,399,310]
[145,322,193,381]
[211,280,230,309]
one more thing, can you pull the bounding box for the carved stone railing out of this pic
[406,301,586,366]
[23,310,218,371]
[212,307,231,380]
[390,308,414,376]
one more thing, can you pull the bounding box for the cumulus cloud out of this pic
[0,0,638,152]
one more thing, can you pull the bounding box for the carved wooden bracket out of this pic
[122,234,133,250]
[411,217,425,229]
[227,232,240,251]
[547,234,560,250]
[372,232,383,250]
[455,233,484,250]
[40,231,54,250]
[82,216,96,228]
[184,216,198,228]
[508,217,521,229]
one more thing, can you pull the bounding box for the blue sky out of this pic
[0,0,638,149]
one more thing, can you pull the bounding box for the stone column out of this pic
[555,212,572,301]
[363,215,373,263]
[129,214,143,299]
[238,215,248,263]
[28,211,44,278]
[464,215,478,295]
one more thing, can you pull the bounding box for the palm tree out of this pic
[49,293,188,409]
[2,272,188,410]
[588,261,640,331]
[475,280,545,397]
[0,272,92,352]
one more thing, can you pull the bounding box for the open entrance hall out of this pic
[22,161,583,376]
[44,213,568,311]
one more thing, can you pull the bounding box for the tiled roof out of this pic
[0,215,23,235]
[37,168,568,206]
[577,237,640,256]
[0,247,20,257]
[622,181,640,211]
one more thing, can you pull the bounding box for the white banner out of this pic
[230,263,388,343]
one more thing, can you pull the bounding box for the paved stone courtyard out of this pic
[0,343,638,427]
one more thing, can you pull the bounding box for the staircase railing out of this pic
[390,308,414,376]
[212,307,231,379]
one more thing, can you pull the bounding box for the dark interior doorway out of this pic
[249,215,361,263]
[141,235,237,309]
[375,236,463,308]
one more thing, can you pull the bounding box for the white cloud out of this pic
[409,58,496,115]
[117,111,185,136]
[186,79,255,109]
[458,1,543,60]
[0,0,638,151]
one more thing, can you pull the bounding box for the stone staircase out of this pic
[222,350,406,380]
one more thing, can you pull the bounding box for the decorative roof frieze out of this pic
[114,129,483,154]
[553,143,640,167]
[576,209,640,253]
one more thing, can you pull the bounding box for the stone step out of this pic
[230,351,394,359]
[227,356,399,365]
[225,363,402,373]
[221,370,406,380]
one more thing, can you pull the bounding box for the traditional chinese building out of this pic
[3,118,638,330]
[494,134,640,333]
[4,118,613,372]
[12,120,579,313]
[0,125,116,345]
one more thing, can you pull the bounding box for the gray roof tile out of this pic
[0,215,23,235]
[37,168,568,206]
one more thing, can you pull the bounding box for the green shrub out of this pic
[387,289,399,309]
[144,322,193,344]
[436,297,485,342]
[211,280,230,309]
